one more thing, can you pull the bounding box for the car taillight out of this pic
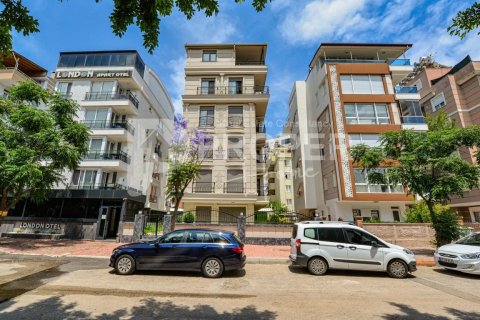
[295,239,301,251]
[231,246,243,254]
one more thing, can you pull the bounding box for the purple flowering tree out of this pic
[166,115,209,220]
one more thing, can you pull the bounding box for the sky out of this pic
[12,0,479,138]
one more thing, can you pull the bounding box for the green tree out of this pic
[449,2,480,39]
[0,0,271,54]
[166,116,208,221]
[0,81,89,212]
[351,112,480,246]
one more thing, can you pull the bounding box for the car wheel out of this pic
[115,255,136,275]
[387,260,408,279]
[202,257,224,278]
[307,257,328,276]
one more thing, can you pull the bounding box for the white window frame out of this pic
[431,92,446,112]
[349,133,381,148]
[345,103,390,125]
[414,79,423,91]
[340,75,385,94]
[353,168,403,193]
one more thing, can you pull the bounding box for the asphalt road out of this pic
[0,254,479,319]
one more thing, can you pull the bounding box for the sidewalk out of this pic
[0,238,434,265]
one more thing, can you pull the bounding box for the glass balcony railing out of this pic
[395,86,418,94]
[401,116,425,124]
[388,58,411,66]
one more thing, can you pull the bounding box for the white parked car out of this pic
[290,222,417,278]
[434,232,480,275]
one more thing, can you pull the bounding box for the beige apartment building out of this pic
[287,43,427,222]
[266,136,294,211]
[181,44,270,222]
[406,55,480,223]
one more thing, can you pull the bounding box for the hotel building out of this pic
[406,55,480,223]
[181,44,270,221]
[287,43,426,222]
[7,50,174,239]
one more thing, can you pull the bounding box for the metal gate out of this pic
[143,213,165,237]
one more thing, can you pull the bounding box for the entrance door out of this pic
[97,206,110,239]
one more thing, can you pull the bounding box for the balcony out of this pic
[67,183,141,193]
[224,182,245,194]
[82,92,140,115]
[257,187,269,196]
[395,86,420,100]
[388,58,411,66]
[235,60,265,66]
[228,115,244,127]
[81,120,135,136]
[196,86,269,95]
[84,151,130,163]
[192,182,215,193]
[401,116,428,131]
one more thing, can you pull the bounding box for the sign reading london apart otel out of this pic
[56,70,132,79]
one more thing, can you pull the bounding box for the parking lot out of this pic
[0,256,479,319]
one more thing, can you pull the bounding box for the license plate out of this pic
[439,257,455,264]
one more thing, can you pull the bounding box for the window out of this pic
[194,170,213,193]
[84,109,109,126]
[91,81,115,93]
[340,75,384,94]
[286,185,292,192]
[202,50,217,62]
[352,209,362,218]
[159,231,184,243]
[56,82,72,95]
[199,106,214,127]
[209,233,231,244]
[304,228,317,240]
[285,173,291,180]
[317,228,345,243]
[354,168,403,193]
[414,79,423,91]
[228,106,243,127]
[371,210,380,220]
[344,229,378,246]
[228,78,243,94]
[287,199,293,205]
[88,138,103,152]
[200,79,215,95]
[320,146,325,160]
[71,170,98,188]
[345,103,390,124]
[226,170,244,193]
[431,93,446,112]
[349,133,381,148]
[332,176,337,188]
[199,136,213,159]
[186,230,210,243]
[399,100,423,117]
[284,160,291,166]
[323,177,328,190]
[228,137,243,159]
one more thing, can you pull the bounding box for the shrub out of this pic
[404,201,432,223]
[183,211,195,223]
[432,208,460,246]
[269,213,281,223]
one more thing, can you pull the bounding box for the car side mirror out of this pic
[371,240,379,247]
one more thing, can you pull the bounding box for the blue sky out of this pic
[13,0,478,137]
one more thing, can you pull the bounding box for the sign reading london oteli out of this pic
[55,70,132,79]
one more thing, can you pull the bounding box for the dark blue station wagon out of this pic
[110,229,246,278]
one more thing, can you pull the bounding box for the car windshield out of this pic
[456,233,480,246]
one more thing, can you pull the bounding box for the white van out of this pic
[290,222,417,278]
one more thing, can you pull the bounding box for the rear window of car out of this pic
[304,228,317,240]
[317,228,345,243]
[292,225,298,239]
[232,233,244,246]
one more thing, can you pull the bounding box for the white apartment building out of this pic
[181,44,270,222]
[287,43,426,222]
[48,50,174,239]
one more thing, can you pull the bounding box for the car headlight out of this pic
[403,248,414,255]
[460,252,480,259]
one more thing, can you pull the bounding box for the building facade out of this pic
[266,136,294,211]
[406,55,480,223]
[287,43,427,222]
[181,44,270,222]
[7,50,174,239]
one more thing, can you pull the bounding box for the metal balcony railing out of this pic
[192,182,215,193]
[81,120,135,135]
[388,58,411,66]
[84,91,139,109]
[228,149,243,160]
[256,123,266,133]
[395,86,418,94]
[224,182,245,193]
[228,115,243,127]
[401,116,425,124]
[257,187,269,196]
[67,183,141,193]
[199,115,215,127]
[83,151,131,164]
[235,60,265,66]
[196,86,269,95]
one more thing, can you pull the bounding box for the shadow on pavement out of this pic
[382,302,480,320]
[0,296,277,320]
[110,268,247,278]
[288,265,415,279]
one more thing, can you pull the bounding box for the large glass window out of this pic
[228,78,243,94]
[200,79,215,95]
[345,103,390,124]
[228,106,243,127]
[353,168,403,193]
[340,75,385,94]
[202,50,217,62]
[228,137,243,159]
[199,106,214,127]
[226,170,244,193]
[57,52,144,76]
[71,170,98,188]
[56,82,72,95]
[349,133,381,148]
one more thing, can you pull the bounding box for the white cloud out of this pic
[167,57,186,115]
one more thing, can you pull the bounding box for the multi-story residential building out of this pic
[406,55,480,223]
[0,51,53,94]
[7,50,174,239]
[181,43,270,221]
[266,135,294,211]
[286,43,427,222]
